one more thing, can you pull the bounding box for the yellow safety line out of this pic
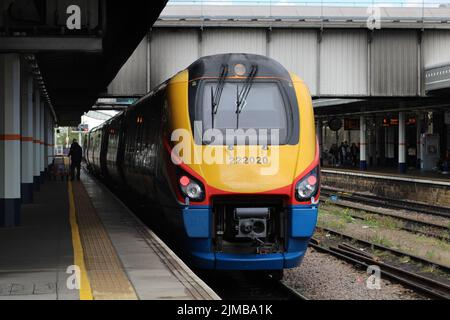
[68,180,94,300]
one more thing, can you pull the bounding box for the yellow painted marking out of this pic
[68,180,93,300]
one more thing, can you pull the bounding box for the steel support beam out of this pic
[399,112,407,173]
[0,37,103,53]
[359,115,367,171]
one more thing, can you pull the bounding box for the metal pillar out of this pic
[416,112,422,169]
[0,54,21,227]
[43,104,48,175]
[54,127,57,156]
[368,128,373,167]
[360,116,367,170]
[384,127,389,165]
[20,66,34,204]
[387,126,395,166]
[33,85,41,190]
[46,112,53,167]
[39,101,45,182]
[399,112,406,173]
[375,125,380,166]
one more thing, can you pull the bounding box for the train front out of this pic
[164,54,319,272]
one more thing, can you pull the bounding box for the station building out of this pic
[0,1,449,301]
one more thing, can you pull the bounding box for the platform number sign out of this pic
[66,5,81,30]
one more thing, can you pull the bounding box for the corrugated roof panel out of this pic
[150,29,199,88]
[370,30,418,96]
[108,37,148,95]
[320,30,368,96]
[268,29,318,95]
[201,29,266,56]
[423,30,450,68]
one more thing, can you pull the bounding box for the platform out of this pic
[0,172,219,300]
[322,167,450,187]
[321,167,450,208]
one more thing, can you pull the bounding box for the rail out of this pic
[310,235,450,300]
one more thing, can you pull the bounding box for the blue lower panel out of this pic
[183,206,210,238]
[190,249,215,269]
[216,253,284,270]
[188,250,307,270]
[181,205,317,270]
[290,206,318,238]
[284,252,305,269]
[216,251,306,270]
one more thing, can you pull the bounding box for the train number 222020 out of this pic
[228,156,269,165]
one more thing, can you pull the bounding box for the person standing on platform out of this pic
[350,143,359,167]
[441,150,450,175]
[68,139,82,181]
[339,142,346,166]
[329,144,338,167]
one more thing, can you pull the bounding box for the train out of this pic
[85,53,320,278]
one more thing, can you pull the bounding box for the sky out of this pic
[167,0,450,7]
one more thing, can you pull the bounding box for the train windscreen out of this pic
[197,81,293,145]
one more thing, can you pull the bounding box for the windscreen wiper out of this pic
[211,64,229,129]
[235,65,258,129]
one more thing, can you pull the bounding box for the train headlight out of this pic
[179,175,205,201]
[295,167,319,201]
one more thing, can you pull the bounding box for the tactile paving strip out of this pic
[81,173,220,300]
[71,181,138,300]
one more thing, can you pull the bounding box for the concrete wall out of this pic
[322,171,450,208]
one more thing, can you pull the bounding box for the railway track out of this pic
[321,191,449,229]
[310,241,450,300]
[197,270,308,300]
[316,226,450,273]
[319,199,450,242]
[311,229,450,300]
[321,186,450,219]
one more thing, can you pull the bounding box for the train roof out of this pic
[187,53,292,81]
